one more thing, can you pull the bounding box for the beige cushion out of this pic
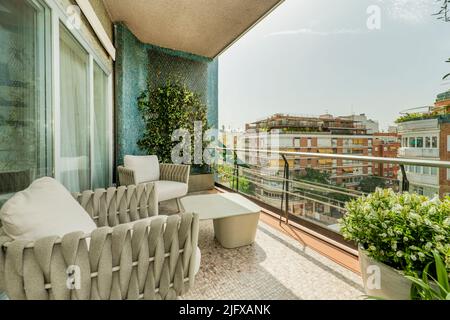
[155,180,188,202]
[124,155,160,184]
[0,177,97,241]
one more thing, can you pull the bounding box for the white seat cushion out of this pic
[124,155,160,184]
[0,177,97,241]
[155,180,188,202]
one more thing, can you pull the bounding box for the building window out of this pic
[409,137,416,148]
[307,138,312,147]
[425,136,431,148]
[403,137,408,147]
[415,187,424,195]
[431,167,438,176]
[416,137,423,148]
[293,138,300,147]
[0,0,52,200]
[432,136,438,148]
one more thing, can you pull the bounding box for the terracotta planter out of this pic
[359,247,412,300]
[188,173,215,193]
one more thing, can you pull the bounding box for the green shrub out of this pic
[340,188,450,276]
[137,78,209,165]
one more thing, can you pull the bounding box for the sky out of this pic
[218,0,450,131]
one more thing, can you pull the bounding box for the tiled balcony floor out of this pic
[160,196,365,300]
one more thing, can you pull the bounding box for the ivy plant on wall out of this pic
[137,77,210,172]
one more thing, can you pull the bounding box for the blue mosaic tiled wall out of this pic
[114,23,219,168]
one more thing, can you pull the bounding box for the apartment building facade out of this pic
[244,113,373,186]
[240,113,374,229]
[397,90,450,197]
[372,133,400,184]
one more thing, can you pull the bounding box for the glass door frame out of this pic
[45,0,113,190]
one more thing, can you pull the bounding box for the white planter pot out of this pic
[359,247,412,300]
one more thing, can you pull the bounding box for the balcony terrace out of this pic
[2,0,450,303]
[159,191,364,300]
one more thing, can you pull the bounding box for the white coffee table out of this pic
[180,193,261,248]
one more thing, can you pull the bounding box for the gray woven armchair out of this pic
[0,183,200,300]
[118,156,190,212]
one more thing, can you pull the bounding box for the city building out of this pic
[241,113,374,228]
[372,133,401,184]
[245,113,373,186]
[397,89,450,197]
[339,113,380,134]
[434,88,450,113]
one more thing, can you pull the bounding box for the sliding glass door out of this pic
[0,2,113,196]
[59,25,90,192]
[92,62,110,189]
[58,23,112,192]
[0,0,51,201]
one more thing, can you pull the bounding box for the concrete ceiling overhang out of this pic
[102,0,284,58]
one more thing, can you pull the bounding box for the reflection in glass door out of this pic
[0,0,51,202]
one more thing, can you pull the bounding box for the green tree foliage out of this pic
[395,112,441,124]
[299,168,330,184]
[358,176,387,193]
[137,78,209,165]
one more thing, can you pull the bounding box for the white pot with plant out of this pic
[339,189,450,300]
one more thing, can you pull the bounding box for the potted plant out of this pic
[406,252,450,300]
[339,188,450,300]
[137,77,215,192]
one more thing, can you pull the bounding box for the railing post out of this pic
[399,164,409,193]
[280,154,289,225]
[233,149,239,192]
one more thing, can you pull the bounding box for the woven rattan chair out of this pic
[0,183,199,300]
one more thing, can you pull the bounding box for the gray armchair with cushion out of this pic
[118,155,190,212]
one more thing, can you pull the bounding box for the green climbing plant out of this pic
[137,78,210,169]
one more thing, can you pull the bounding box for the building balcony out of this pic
[159,190,363,300]
[398,147,439,158]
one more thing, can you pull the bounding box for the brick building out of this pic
[372,133,400,183]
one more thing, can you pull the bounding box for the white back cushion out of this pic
[124,155,160,184]
[0,177,97,241]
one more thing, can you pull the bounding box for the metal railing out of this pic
[214,146,450,231]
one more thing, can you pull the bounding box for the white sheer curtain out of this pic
[59,25,90,192]
[92,63,110,189]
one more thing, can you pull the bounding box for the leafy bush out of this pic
[340,189,450,276]
[395,112,440,124]
[137,78,209,165]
